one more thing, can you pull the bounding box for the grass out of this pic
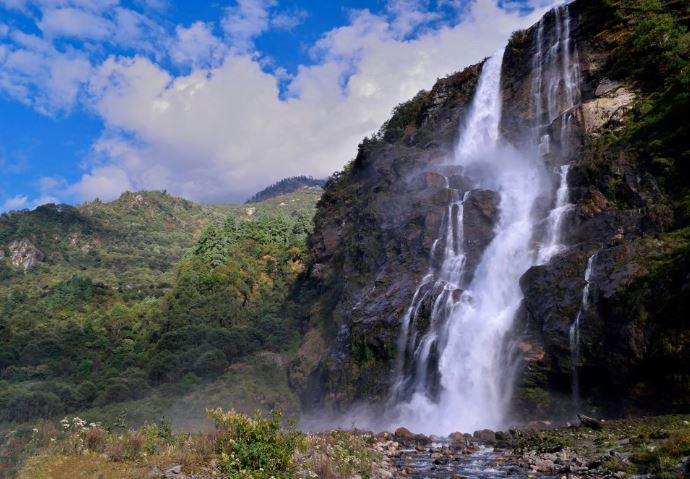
[12,409,384,479]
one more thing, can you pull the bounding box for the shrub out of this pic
[106,431,146,462]
[208,408,303,479]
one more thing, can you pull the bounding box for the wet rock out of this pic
[578,414,604,430]
[425,172,447,189]
[462,190,500,283]
[394,427,415,442]
[473,429,496,444]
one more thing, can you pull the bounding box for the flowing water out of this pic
[397,446,545,479]
[569,253,597,411]
[389,4,582,436]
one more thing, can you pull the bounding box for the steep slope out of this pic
[292,0,690,422]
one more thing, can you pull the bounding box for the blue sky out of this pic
[0,0,557,210]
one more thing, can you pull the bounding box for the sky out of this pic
[0,0,560,210]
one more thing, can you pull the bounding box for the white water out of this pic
[389,5,582,435]
[538,164,572,264]
[569,253,597,411]
[391,48,552,434]
[536,3,580,264]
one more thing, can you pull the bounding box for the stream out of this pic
[396,445,549,479]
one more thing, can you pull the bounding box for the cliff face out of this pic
[291,0,690,419]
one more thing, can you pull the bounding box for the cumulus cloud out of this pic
[0,29,92,114]
[222,0,276,53]
[67,164,134,201]
[64,0,557,203]
[171,21,226,69]
[386,0,441,37]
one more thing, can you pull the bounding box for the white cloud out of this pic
[0,31,92,114]
[2,0,562,203]
[39,7,112,40]
[386,0,440,37]
[1,195,28,212]
[271,8,307,31]
[171,21,225,69]
[67,164,134,201]
[65,0,557,203]
[222,0,276,52]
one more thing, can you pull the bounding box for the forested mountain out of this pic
[0,187,322,427]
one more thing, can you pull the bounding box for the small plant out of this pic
[208,408,303,479]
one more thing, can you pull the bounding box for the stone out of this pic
[8,239,45,272]
[473,429,496,444]
[580,87,635,134]
[425,172,447,189]
[394,426,415,442]
[148,467,163,478]
[165,465,182,475]
[578,415,603,430]
[595,79,622,97]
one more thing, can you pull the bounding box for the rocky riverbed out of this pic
[371,414,690,479]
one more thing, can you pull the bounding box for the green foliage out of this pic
[209,408,303,479]
[605,0,690,221]
[0,189,318,425]
[378,90,429,143]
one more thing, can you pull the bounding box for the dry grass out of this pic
[105,431,145,462]
[17,454,151,479]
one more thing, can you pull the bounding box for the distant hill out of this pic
[246,176,326,204]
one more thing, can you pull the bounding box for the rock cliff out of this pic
[291,0,690,421]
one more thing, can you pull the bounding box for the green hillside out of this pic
[0,188,321,427]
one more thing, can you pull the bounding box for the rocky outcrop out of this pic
[580,83,636,135]
[7,239,44,272]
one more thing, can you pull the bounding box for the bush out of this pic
[208,408,303,479]
[105,431,146,462]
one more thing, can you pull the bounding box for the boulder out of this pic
[578,414,604,430]
[472,429,496,444]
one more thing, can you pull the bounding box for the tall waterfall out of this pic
[390,4,581,434]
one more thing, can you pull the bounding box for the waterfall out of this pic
[535,3,581,264]
[389,4,582,435]
[537,164,572,264]
[569,253,597,412]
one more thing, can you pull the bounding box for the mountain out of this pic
[245,176,326,204]
[0,187,322,429]
[290,0,690,425]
